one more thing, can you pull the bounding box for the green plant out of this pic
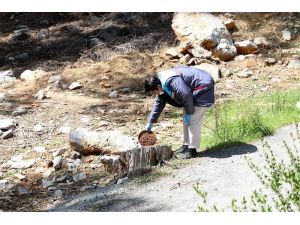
[195,123,300,211]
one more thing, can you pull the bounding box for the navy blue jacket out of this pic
[148,66,215,123]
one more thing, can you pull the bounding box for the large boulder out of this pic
[172,13,237,61]
[213,39,237,61]
[20,69,46,81]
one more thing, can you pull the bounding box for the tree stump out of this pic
[100,145,173,178]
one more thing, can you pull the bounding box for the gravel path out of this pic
[49,123,300,212]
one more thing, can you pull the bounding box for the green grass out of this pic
[201,89,300,150]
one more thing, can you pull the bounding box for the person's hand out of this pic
[145,122,153,131]
[183,114,191,125]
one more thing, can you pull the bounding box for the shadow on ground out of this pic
[198,143,258,159]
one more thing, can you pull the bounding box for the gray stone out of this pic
[58,126,71,134]
[9,158,36,169]
[0,92,8,102]
[0,179,14,191]
[89,38,101,47]
[254,37,272,49]
[213,39,237,61]
[265,58,277,66]
[35,90,46,100]
[237,69,253,78]
[34,124,44,133]
[188,46,212,58]
[2,129,13,139]
[56,175,67,183]
[108,91,119,98]
[16,186,30,195]
[0,119,17,131]
[42,178,54,188]
[52,148,66,157]
[288,59,300,69]
[37,29,49,39]
[53,189,63,198]
[12,107,28,116]
[69,82,83,90]
[43,168,54,178]
[70,151,81,159]
[53,156,62,170]
[165,47,179,59]
[179,54,192,64]
[282,29,292,41]
[72,172,86,182]
[20,69,45,81]
[117,177,128,184]
[34,146,46,153]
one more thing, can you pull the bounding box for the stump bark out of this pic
[100,145,173,177]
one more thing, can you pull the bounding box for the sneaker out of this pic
[174,145,188,154]
[176,148,197,159]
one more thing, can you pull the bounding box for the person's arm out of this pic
[148,95,167,124]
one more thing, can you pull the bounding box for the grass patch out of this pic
[201,89,300,150]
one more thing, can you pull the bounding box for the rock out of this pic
[66,158,81,172]
[12,107,28,116]
[254,37,272,49]
[237,69,253,78]
[118,87,132,93]
[188,46,212,59]
[213,39,237,61]
[43,168,54,178]
[52,148,66,157]
[179,54,192,64]
[264,58,277,66]
[9,158,36,169]
[58,126,71,134]
[282,29,292,41]
[234,55,246,61]
[0,93,8,102]
[56,175,67,183]
[14,174,26,181]
[235,40,259,54]
[34,146,46,153]
[35,90,46,100]
[37,29,49,39]
[89,38,100,48]
[0,70,13,78]
[20,69,46,81]
[0,179,13,192]
[53,156,62,170]
[70,151,81,159]
[34,124,44,133]
[42,178,54,188]
[2,129,13,139]
[165,47,179,59]
[72,172,86,182]
[224,19,236,31]
[53,189,63,198]
[69,82,83,90]
[172,13,236,61]
[0,119,17,131]
[16,186,30,196]
[288,59,300,69]
[80,116,91,125]
[117,177,128,184]
[108,91,119,98]
[13,28,30,40]
[192,63,221,83]
[69,128,138,155]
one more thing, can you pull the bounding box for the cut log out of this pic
[69,128,139,155]
[100,145,173,178]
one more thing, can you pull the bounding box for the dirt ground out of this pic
[0,12,299,211]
